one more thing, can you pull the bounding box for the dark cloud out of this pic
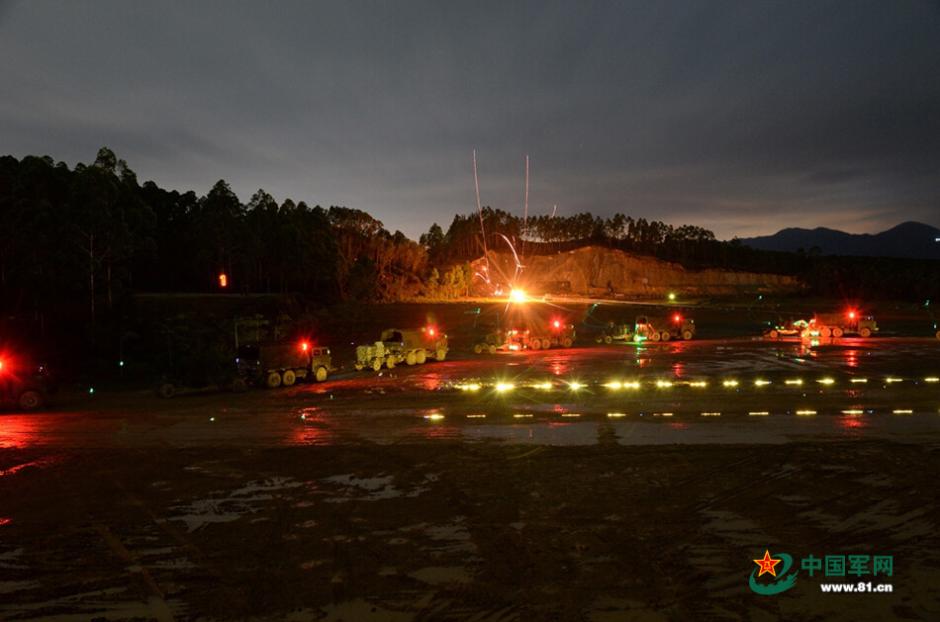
[2,0,938,238]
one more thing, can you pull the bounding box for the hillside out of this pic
[471,246,803,297]
[740,222,940,259]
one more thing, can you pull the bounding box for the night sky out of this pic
[2,0,938,239]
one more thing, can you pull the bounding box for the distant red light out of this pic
[0,358,5,373]
[673,314,682,323]
[552,319,561,329]
[300,341,310,352]
[427,327,436,337]
[847,310,857,320]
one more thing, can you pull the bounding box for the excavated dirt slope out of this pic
[473,245,802,297]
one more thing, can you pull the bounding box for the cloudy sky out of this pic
[2,0,938,239]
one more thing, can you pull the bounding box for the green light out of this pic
[88,387,95,395]
[118,360,125,367]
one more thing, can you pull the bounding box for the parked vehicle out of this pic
[807,310,878,338]
[763,318,809,339]
[237,340,334,388]
[0,349,51,411]
[634,313,696,342]
[356,327,448,371]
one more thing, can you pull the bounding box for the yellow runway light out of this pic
[688,380,708,388]
[722,379,739,388]
[655,380,674,388]
[785,379,803,386]
[567,381,585,391]
[424,413,445,421]
[513,413,533,419]
[748,411,769,416]
[892,409,913,415]
[796,409,817,416]
[818,377,836,385]
[701,412,721,417]
[841,409,863,415]
[466,414,486,419]
[607,412,627,418]
[924,377,939,383]
[603,381,623,390]
[533,381,553,390]
[495,382,515,393]
[850,378,868,384]
[754,379,771,387]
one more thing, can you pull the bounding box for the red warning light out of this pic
[0,358,5,374]
[847,309,857,320]
[218,273,228,288]
[300,341,310,353]
[552,319,562,329]
[427,326,436,337]
[673,314,682,323]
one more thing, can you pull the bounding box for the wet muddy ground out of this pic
[2,337,940,620]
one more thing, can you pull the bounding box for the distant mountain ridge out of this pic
[739,221,940,260]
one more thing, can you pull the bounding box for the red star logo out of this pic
[753,550,782,577]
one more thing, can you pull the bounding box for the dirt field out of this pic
[2,321,940,620]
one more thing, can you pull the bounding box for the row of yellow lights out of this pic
[456,376,940,393]
[422,408,926,421]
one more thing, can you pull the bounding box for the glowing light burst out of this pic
[495,382,515,393]
[509,288,528,304]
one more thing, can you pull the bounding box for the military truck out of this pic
[355,327,448,371]
[807,310,878,338]
[634,313,696,342]
[596,321,634,344]
[503,319,576,350]
[471,331,502,354]
[236,340,333,388]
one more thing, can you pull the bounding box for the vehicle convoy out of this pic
[356,327,448,371]
[237,340,333,388]
[0,350,50,411]
[634,313,696,342]
[806,310,878,338]
[763,318,809,339]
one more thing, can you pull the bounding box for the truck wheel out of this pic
[355,363,364,371]
[650,331,661,342]
[231,377,248,393]
[282,370,297,387]
[660,331,671,342]
[682,330,693,340]
[266,372,282,389]
[372,358,383,372]
[385,355,397,369]
[473,343,483,354]
[406,351,417,366]
[936,330,940,340]
[436,348,447,361]
[541,339,551,350]
[563,337,573,348]
[17,389,44,411]
[530,339,541,350]
[315,366,328,382]
[416,350,427,364]
[604,335,613,344]
[832,327,844,338]
[158,382,177,399]
[860,327,871,338]
[488,344,497,354]
[768,330,779,339]
[819,327,831,338]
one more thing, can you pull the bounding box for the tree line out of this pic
[3,147,939,335]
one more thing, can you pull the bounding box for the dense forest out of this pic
[3,148,940,336]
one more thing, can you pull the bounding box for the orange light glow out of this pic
[300,341,310,353]
[218,273,228,288]
[509,289,527,304]
[673,314,682,323]
[553,319,561,329]
[847,309,857,320]
[427,326,436,337]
